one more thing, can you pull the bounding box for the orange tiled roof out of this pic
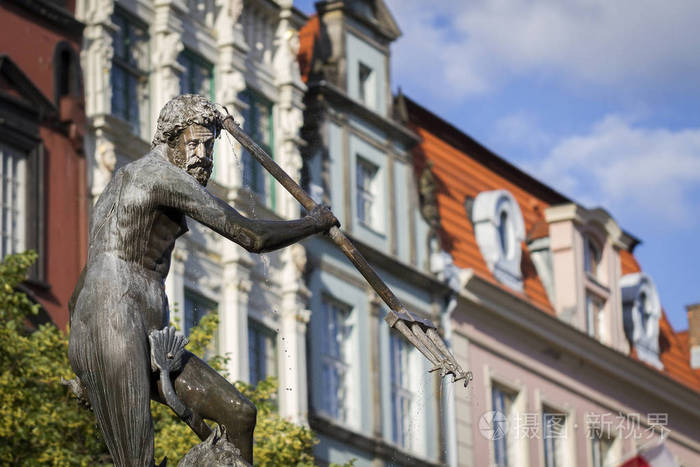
[297,14,319,84]
[404,96,700,393]
[658,315,700,390]
[620,249,642,275]
[405,97,567,314]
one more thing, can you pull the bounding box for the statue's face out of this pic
[170,124,216,186]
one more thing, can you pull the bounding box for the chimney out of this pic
[687,303,700,369]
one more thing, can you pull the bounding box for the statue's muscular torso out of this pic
[89,155,189,282]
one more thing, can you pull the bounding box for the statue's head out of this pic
[152,94,223,186]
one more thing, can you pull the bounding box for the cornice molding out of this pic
[307,80,420,147]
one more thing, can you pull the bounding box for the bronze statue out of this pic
[68,94,338,466]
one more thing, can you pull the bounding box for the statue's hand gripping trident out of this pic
[221,115,472,387]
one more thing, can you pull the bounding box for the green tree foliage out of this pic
[0,251,108,465]
[0,252,323,466]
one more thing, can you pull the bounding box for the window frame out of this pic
[583,235,601,279]
[491,384,515,467]
[389,329,415,449]
[589,428,615,467]
[585,294,605,340]
[0,102,45,283]
[247,318,277,386]
[486,372,526,467]
[238,87,275,209]
[178,48,215,99]
[355,156,379,230]
[542,407,567,467]
[183,288,218,336]
[319,295,353,424]
[358,61,375,108]
[110,7,150,138]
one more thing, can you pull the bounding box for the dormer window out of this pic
[545,204,632,350]
[358,62,375,108]
[621,273,663,369]
[473,190,526,291]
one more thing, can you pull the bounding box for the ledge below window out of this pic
[309,412,440,467]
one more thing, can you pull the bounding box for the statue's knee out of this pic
[226,396,256,432]
[241,397,257,429]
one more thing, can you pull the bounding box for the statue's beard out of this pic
[186,156,212,186]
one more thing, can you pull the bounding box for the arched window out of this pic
[498,210,510,257]
[53,41,81,105]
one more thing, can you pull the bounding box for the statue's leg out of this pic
[70,320,155,467]
[167,351,257,463]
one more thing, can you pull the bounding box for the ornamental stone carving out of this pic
[92,136,116,200]
[621,272,663,369]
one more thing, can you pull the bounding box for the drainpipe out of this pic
[432,249,461,467]
[442,292,459,467]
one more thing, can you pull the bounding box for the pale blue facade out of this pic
[300,1,446,465]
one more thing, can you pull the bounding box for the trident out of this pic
[222,116,472,387]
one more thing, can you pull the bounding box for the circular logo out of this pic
[479,410,509,440]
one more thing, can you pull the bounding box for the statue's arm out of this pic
[156,170,337,253]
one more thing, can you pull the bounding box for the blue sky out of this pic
[294,0,700,331]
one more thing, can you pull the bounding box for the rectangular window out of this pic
[590,430,614,467]
[390,331,413,448]
[586,295,604,339]
[184,289,217,336]
[358,61,375,108]
[178,49,214,98]
[248,320,277,385]
[356,157,378,228]
[320,297,352,422]
[584,236,600,278]
[543,409,567,467]
[492,385,514,467]
[110,9,149,138]
[239,89,274,208]
[0,143,26,260]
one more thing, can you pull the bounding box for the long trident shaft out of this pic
[222,116,471,386]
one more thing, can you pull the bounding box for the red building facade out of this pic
[0,0,87,328]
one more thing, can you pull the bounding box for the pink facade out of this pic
[406,96,700,466]
[452,279,700,466]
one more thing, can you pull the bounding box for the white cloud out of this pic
[534,115,700,225]
[491,111,553,155]
[387,0,700,97]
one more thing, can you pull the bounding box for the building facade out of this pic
[76,0,313,421]
[404,97,700,467]
[54,0,700,466]
[297,1,445,465]
[0,0,88,329]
